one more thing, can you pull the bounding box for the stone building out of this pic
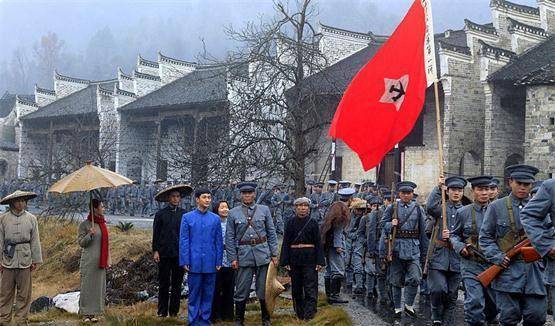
[116,65,230,184]
[305,0,555,197]
[15,52,231,184]
[0,93,28,180]
[4,0,554,197]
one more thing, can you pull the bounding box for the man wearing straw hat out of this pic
[152,184,192,318]
[0,190,43,325]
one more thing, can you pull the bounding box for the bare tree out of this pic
[222,0,340,196]
[33,32,64,86]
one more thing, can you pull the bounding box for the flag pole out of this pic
[433,79,447,231]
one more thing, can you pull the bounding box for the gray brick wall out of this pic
[483,83,526,180]
[524,85,555,179]
[17,124,48,178]
[54,79,88,99]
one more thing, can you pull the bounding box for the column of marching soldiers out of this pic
[313,165,554,326]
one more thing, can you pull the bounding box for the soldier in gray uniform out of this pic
[339,180,351,190]
[309,182,323,223]
[225,182,279,326]
[128,183,140,216]
[344,198,366,294]
[451,176,498,326]
[270,186,285,234]
[520,178,555,322]
[426,176,465,324]
[116,185,126,215]
[380,181,428,318]
[369,196,390,303]
[319,180,337,223]
[353,182,362,198]
[479,164,547,325]
[320,187,355,304]
[488,178,500,201]
[358,196,382,300]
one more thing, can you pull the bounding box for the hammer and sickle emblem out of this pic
[389,82,405,102]
[378,75,409,111]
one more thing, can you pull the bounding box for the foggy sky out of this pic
[0,0,539,79]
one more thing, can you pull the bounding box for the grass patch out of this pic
[31,218,352,325]
[33,218,151,299]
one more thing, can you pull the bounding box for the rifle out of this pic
[465,244,488,262]
[423,183,448,276]
[521,246,542,263]
[387,182,397,262]
[476,238,541,287]
[423,219,438,276]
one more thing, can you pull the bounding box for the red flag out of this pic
[328,0,436,171]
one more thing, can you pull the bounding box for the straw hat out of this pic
[265,262,285,315]
[0,190,37,205]
[154,184,193,202]
[349,198,367,209]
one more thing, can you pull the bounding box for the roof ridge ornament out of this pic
[134,70,161,81]
[319,22,388,42]
[16,95,38,107]
[158,51,198,68]
[137,54,159,68]
[54,71,91,85]
[478,39,516,59]
[34,85,55,96]
[464,19,498,35]
[438,40,472,55]
[97,84,113,96]
[490,0,540,16]
[507,17,549,37]
[114,85,137,98]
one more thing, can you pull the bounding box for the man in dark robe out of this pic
[280,197,325,320]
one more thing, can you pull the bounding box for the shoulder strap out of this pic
[505,196,517,233]
[238,205,262,240]
[398,204,418,229]
[469,206,479,247]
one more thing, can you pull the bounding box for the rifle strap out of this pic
[469,205,479,249]
[505,196,517,235]
[505,196,526,239]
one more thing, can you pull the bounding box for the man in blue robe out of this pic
[180,188,223,325]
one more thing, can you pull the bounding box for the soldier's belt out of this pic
[434,239,453,249]
[239,236,267,246]
[396,230,420,238]
[290,244,315,249]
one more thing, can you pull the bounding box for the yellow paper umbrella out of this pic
[48,161,133,225]
[49,162,132,193]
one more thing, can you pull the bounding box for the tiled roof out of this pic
[119,66,228,112]
[288,43,384,97]
[21,80,116,121]
[488,36,555,84]
[0,93,34,118]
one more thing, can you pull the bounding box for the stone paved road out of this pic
[319,274,554,326]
